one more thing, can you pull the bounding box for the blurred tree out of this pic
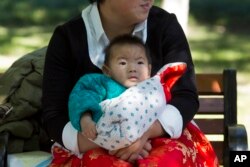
[0,0,88,26]
[161,0,190,34]
[189,0,250,32]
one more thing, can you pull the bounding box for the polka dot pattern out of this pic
[94,76,166,150]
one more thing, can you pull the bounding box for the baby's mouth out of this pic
[129,76,138,81]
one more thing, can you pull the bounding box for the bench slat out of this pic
[198,98,224,114]
[196,72,226,165]
[196,74,223,94]
[194,119,224,134]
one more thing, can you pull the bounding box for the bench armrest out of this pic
[0,131,9,167]
[227,124,248,151]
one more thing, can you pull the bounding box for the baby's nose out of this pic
[129,67,136,73]
[128,64,137,73]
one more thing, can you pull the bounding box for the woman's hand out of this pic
[109,138,151,163]
[109,120,165,163]
[109,128,152,163]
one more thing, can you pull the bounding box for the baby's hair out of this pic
[104,34,151,66]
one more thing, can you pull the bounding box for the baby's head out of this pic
[103,34,152,88]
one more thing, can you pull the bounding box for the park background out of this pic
[0,0,249,147]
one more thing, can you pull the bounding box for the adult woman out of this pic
[42,0,218,166]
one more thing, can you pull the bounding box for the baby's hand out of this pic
[81,118,97,140]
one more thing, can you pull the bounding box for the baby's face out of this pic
[105,44,151,87]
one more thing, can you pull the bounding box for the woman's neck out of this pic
[99,3,135,41]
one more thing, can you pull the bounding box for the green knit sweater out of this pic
[68,73,126,131]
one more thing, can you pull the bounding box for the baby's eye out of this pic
[119,61,126,65]
[138,61,144,65]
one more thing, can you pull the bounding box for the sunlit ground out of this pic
[0,23,250,148]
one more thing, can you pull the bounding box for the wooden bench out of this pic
[0,69,248,167]
[194,69,248,166]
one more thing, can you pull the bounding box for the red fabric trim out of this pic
[49,122,219,167]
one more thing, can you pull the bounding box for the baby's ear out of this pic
[102,65,110,76]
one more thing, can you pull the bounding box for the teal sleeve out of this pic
[68,74,125,131]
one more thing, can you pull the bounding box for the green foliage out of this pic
[0,0,89,57]
[0,0,88,26]
[154,0,163,7]
[188,27,250,73]
[190,0,250,32]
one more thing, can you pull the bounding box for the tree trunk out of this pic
[161,0,190,34]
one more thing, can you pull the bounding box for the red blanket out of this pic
[49,123,219,167]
